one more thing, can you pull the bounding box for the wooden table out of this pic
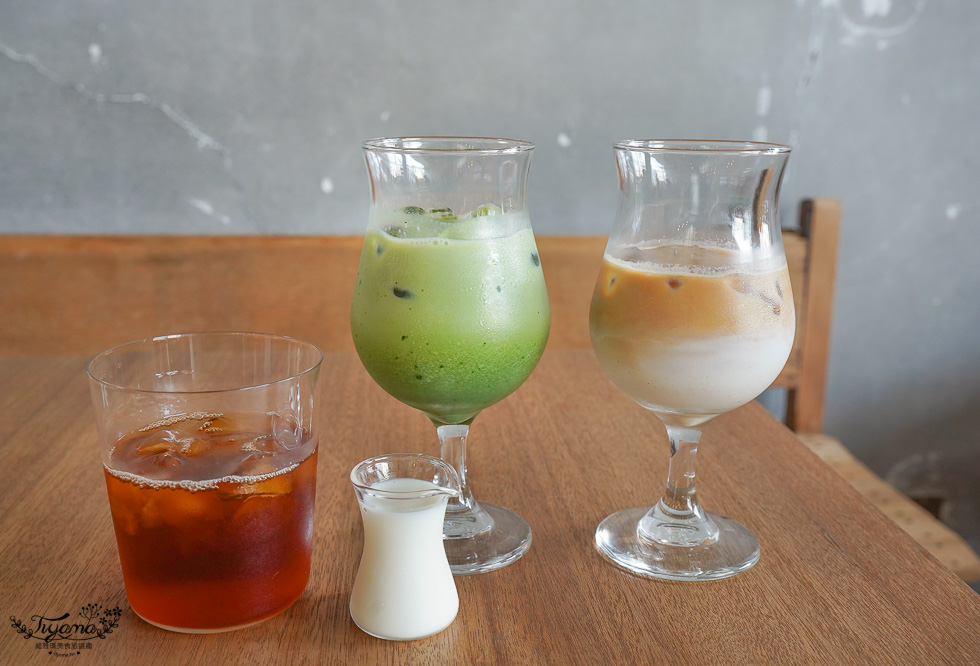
[2,351,979,665]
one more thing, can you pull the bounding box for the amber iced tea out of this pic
[104,411,317,631]
[88,332,322,632]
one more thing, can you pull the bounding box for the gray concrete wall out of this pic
[2,1,978,529]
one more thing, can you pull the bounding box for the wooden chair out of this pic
[773,199,841,433]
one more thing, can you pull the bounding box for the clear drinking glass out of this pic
[87,332,323,631]
[590,140,794,580]
[350,137,550,574]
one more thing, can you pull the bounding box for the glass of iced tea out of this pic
[590,140,794,581]
[87,332,323,632]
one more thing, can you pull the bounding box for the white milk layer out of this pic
[624,330,794,424]
[349,478,458,641]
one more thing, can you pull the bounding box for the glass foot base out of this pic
[595,506,759,581]
[443,503,531,575]
[136,612,274,634]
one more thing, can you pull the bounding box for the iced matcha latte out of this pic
[351,205,550,425]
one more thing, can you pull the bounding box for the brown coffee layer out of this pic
[591,245,793,341]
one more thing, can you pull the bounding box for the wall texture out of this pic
[2,1,977,532]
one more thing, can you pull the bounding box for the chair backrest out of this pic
[772,198,843,433]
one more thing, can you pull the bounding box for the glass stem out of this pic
[638,424,720,547]
[661,425,704,515]
[437,424,477,513]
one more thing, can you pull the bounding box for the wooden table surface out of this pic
[2,351,980,665]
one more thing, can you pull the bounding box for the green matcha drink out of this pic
[350,206,550,425]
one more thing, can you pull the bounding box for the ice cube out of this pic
[426,207,456,220]
[138,497,164,529]
[138,442,175,456]
[107,475,144,535]
[439,217,496,240]
[137,429,184,456]
[223,459,293,499]
[243,473,293,498]
[198,414,232,433]
[384,212,447,239]
[114,508,140,536]
[160,490,215,527]
[731,276,752,294]
[239,451,272,464]
[238,458,277,478]
[469,203,501,217]
[240,434,282,454]
[179,439,210,456]
[272,413,304,450]
[153,452,183,469]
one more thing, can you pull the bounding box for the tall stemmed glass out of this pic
[351,137,550,574]
[590,140,795,580]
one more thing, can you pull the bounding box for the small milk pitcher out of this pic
[349,453,461,640]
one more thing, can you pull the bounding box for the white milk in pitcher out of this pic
[349,478,459,640]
